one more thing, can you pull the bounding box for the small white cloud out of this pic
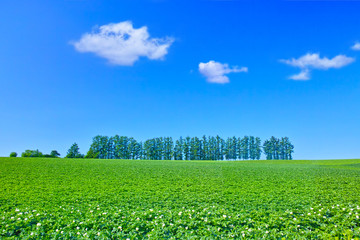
[280,53,355,80]
[289,69,310,81]
[352,42,360,51]
[71,21,174,66]
[198,60,248,84]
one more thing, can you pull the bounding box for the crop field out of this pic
[0,158,360,239]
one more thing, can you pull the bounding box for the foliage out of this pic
[66,143,84,158]
[85,135,293,160]
[50,150,61,158]
[0,158,359,239]
[21,149,43,158]
[9,152,17,157]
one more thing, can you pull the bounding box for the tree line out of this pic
[11,135,294,160]
[72,135,294,160]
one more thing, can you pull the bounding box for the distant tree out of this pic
[87,135,109,159]
[174,137,184,160]
[184,137,191,160]
[263,140,272,160]
[241,136,249,160]
[10,152,17,157]
[163,137,174,160]
[21,149,43,158]
[255,137,262,160]
[282,137,294,160]
[66,143,84,158]
[85,148,98,158]
[50,150,60,158]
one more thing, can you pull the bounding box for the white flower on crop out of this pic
[56,229,58,232]
[150,209,153,212]
[118,226,122,229]
[178,212,182,216]
[30,232,33,235]
[36,214,40,216]
[349,213,352,215]
[265,231,269,234]
[76,227,80,229]
[356,216,359,219]
[102,212,107,215]
[97,232,100,236]
[136,218,140,220]
[308,213,311,215]
[97,208,100,210]
[24,218,28,220]
[77,232,80,235]
[37,223,41,226]
[290,212,293,214]
[223,215,227,218]
[293,218,296,221]
[136,228,139,231]
[310,208,313,210]
[15,209,20,212]
[11,217,14,219]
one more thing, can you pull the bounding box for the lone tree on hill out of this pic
[66,143,84,158]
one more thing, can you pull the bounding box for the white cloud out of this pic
[352,42,360,51]
[198,60,248,84]
[280,53,355,80]
[72,21,174,66]
[289,69,310,81]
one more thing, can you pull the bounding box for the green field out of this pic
[0,158,360,239]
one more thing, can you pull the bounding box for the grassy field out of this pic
[0,158,359,239]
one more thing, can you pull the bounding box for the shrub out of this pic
[9,152,17,157]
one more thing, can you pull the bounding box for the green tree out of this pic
[50,150,60,158]
[10,152,17,157]
[174,137,184,160]
[66,143,84,158]
[21,149,43,158]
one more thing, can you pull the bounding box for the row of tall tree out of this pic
[78,135,293,160]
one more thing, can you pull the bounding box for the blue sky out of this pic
[1,0,360,159]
